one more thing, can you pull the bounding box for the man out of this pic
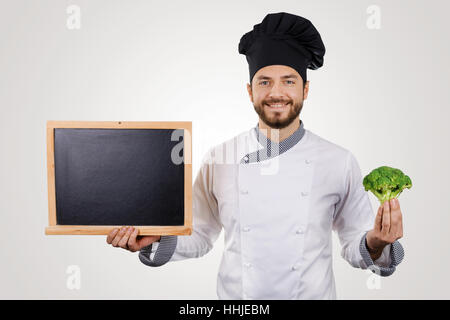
[106,12,404,299]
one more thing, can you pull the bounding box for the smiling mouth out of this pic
[265,102,290,109]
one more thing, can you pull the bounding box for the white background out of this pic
[1,0,449,299]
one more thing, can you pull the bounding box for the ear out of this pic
[247,83,253,102]
[303,81,310,100]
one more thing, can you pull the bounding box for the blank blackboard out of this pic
[45,121,192,235]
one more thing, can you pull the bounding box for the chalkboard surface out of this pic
[53,128,185,227]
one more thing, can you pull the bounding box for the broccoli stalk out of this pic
[363,166,412,205]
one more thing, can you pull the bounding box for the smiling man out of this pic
[106,12,405,300]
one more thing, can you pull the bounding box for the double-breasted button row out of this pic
[241,189,308,196]
[242,226,303,234]
[245,261,299,271]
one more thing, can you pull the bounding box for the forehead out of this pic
[254,65,300,79]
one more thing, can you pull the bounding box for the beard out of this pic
[253,98,303,129]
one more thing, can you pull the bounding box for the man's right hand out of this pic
[106,226,161,252]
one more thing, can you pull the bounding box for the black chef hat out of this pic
[238,12,326,85]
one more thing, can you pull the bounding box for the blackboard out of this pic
[45,121,192,235]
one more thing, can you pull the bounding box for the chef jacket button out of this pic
[243,226,250,232]
[296,228,304,235]
[292,264,300,271]
[305,159,311,164]
[301,191,309,196]
[244,262,252,268]
[244,155,249,162]
[240,189,248,195]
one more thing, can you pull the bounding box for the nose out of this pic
[268,81,284,99]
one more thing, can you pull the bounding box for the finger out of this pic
[389,199,399,237]
[390,198,403,239]
[111,227,127,247]
[390,198,402,223]
[374,205,383,232]
[397,220,404,239]
[127,228,139,251]
[398,204,404,238]
[118,227,133,249]
[381,200,391,236]
[106,228,119,244]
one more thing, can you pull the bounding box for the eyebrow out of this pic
[255,74,299,80]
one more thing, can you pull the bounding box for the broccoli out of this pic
[363,166,412,204]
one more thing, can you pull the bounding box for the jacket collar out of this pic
[241,119,306,164]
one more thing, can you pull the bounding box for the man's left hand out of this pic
[366,198,404,260]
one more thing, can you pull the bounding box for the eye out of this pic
[285,80,295,85]
[259,81,269,86]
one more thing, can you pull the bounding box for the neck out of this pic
[258,117,300,143]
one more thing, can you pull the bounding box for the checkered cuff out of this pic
[359,231,404,277]
[139,235,177,267]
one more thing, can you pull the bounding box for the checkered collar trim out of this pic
[241,119,305,164]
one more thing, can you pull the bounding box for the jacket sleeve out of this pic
[138,236,178,267]
[139,149,222,267]
[332,151,405,277]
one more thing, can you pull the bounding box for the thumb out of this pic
[136,235,160,249]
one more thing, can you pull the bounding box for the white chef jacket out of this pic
[141,120,404,299]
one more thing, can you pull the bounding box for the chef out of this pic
[106,12,405,300]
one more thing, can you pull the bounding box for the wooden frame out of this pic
[45,121,192,236]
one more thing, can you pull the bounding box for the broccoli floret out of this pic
[363,166,412,204]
